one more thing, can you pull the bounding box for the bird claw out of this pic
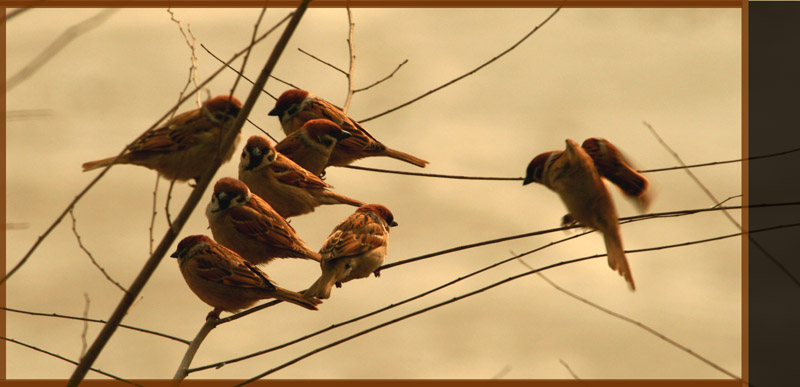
[373,269,381,278]
[206,308,222,321]
[561,214,579,228]
[335,281,343,288]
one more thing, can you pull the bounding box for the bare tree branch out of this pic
[353,59,408,93]
[2,336,139,385]
[298,47,348,76]
[68,208,127,293]
[342,145,800,181]
[644,121,800,288]
[6,9,118,91]
[79,293,90,360]
[530,270,741,381]
[559,359,580,379]
[358,4,563,123]
[343,7,356,113]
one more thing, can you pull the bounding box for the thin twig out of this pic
[6,109,53,121]
[343,145,800,181]
[6,9,118,91]
[298,47,348,76]
[6,7,32,20]
[353,59,408,93]
[68,208,127,293]
[2,336,140,385]
[237,223,796,383]
[530,270,741,381]
[168,8,202,108]
[358,4,563,123]
[200,42,302,99]
[492,365,513,379]
[80,293,90,360]
[149,174,159,254]
[2,306,190,344]
[558,359,580,379]
[343,7,356,113]
[644,121,800,288]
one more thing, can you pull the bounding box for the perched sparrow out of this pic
[239,135,365,218]
[268,89,429,170]
[82,95,242,182]
[275,119,352,177]
[581,138,652,213]
[304,204,397,299]
[171,234,321,316]
[206,177,321,265]
[524,139,642,290]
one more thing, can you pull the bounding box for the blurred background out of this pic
[5,7,742,380]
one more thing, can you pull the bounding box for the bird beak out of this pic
[390,221,399,227]
[337,130,352,140]
[170,250,179,258]
[268,107,280,116]
[522,175,534,185]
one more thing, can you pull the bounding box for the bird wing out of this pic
[320,212,387,261]
[271,154,331,189]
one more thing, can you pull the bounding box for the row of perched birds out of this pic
[82,89,651,317]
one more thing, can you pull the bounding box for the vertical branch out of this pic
[149,174,159,254]
[342,7,356,113]
[79,293,90,360]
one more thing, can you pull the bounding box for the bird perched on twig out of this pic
[206,177,321,265]
[82,95,242,182]
[268,89,428,172]
[171,234,321,318]
[275,118,353,177]
[239,135,365,218]
[524,138,652,291]
[305,204,397,299]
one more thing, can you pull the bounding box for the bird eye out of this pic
[241,151,247,158]
[287,105,298,115]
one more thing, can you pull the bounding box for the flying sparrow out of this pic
[82,95,242,182]
[206,177,321,265]
[524,139,642,290]
[268,89,429,170]
[171,234,321,317]
[304,204,398,299]
[274,118,352,177]
[239,135,365,218]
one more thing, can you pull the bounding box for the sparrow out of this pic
[171,234,321,317]
[239,135,365,218]
[524,138,644,291]
[82,95,242,182]
[274,118,353,177]
[206,177,321,265]
[304,204,397,299]
[268,89,429,170]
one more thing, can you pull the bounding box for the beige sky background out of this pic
[6,7,741,380]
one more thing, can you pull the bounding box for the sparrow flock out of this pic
[82,89,652,318]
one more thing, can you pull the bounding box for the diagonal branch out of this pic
[530,270,742,381]
[644,121,800,288]
[3,336,139,385]
[6,9,118,91]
